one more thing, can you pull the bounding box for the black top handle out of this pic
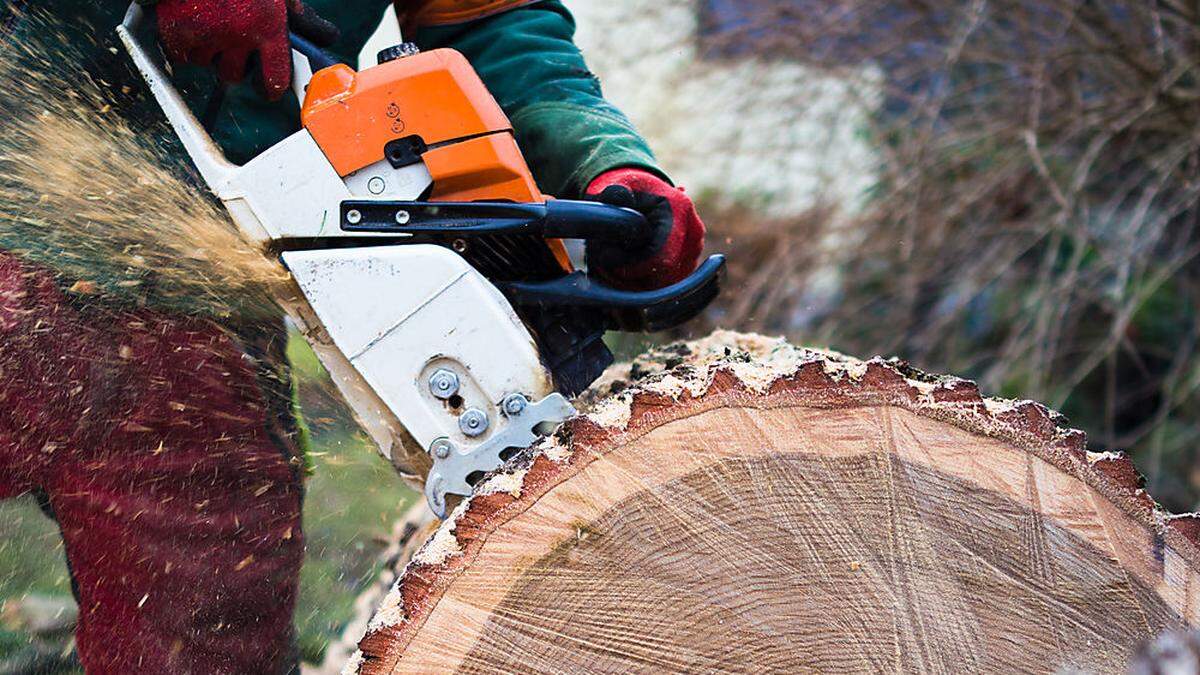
[339,199,650,244]
[288,32,341,71]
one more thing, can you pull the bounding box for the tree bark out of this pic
[346,331,1200,674]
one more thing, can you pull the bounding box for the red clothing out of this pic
[585,168,706,291]
[0,251,304,674]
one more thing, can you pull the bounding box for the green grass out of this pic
[0,333,419,668]
[288,330,421,662]
[294,430,417,663]
[0,498,72,603]
[0,496,80,672]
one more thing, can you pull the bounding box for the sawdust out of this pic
[477,468,527,497]
[585,395,635,430]
[341,650,365,675]
[537,434,572,463]
[365,497,477,633]
[365,588,407,633]
[580,330,873,428]
[410,499,470,568]
[0,12,288,319]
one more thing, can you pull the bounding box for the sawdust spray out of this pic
[0,11,289,319]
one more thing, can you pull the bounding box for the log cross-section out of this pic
[349,332,1200,674]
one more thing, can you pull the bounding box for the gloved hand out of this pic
[155,0,338,100]
[585,168,706,291]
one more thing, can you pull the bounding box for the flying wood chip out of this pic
[346,332,1200,674]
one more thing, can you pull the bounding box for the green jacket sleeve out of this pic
[410,1,667,198]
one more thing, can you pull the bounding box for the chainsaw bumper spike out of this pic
[424,392,575,518]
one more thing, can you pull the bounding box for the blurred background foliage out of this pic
[574,0,1200,511]
[623,0,1200,510]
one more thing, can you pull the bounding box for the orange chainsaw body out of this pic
[300,49,545,204]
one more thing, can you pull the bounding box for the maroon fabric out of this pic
[585,168,707,291]
[0,251,304,674]
[156,0,293,99]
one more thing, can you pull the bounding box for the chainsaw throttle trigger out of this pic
[499,254,726,333]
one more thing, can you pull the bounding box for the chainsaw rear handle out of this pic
[340,199,651,245]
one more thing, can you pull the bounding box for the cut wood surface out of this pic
[345,331,1200,674]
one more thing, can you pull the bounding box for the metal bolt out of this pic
[428,369,459,399]
[346,209,362,225]
[367,176,386,194]
[452,239,468,253]
[502,393,528,417]
[430,438,453,460]
[395,210,411,225]
[459,408,489,437]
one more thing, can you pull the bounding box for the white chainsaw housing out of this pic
[118,5,573,516]
[282,244,553,451]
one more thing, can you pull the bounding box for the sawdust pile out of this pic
[0,13,288,319]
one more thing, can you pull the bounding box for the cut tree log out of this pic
[345,331,1200,674]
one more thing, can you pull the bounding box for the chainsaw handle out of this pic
[288,32,340,71]
[542,200,651,246]
[338,199,649,244]
[500,255,726,333]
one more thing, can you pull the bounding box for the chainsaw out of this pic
[117,5,723,517]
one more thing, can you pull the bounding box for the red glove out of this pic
[585,168,707,291]
[155,0,337,100]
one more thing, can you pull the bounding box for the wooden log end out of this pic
[350,331,1197,674]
